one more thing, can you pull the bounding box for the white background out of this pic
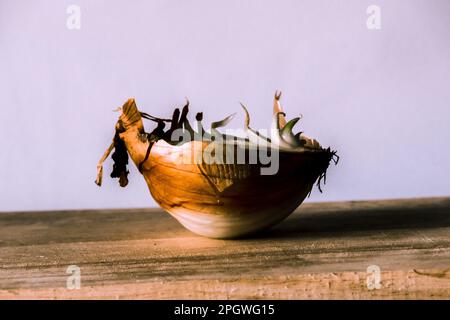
[1,0,449,211]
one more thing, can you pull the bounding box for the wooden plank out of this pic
[0,197,449,299]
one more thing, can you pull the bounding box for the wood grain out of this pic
[0,197,449,299]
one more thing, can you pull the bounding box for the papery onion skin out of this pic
[95,94,338,238]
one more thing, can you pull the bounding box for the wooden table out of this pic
[1,197,449,299]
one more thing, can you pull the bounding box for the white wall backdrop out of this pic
[1,0,449,211]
